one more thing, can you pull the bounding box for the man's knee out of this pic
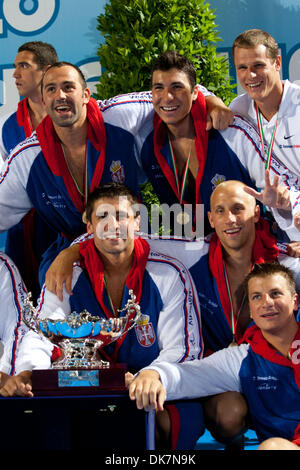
[258,437,300,450]
[204,391,248,438]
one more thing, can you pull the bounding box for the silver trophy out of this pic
[21,291,142,394]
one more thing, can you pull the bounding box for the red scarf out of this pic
[79,237,150,360]
[36,97,106,213]
[16,98,32,137]
[153,92,208,205]
[209,218,279,341]
[243,323,300,389]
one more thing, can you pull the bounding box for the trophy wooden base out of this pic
[32,363,128,396]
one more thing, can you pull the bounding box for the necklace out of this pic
[61,143,89,205]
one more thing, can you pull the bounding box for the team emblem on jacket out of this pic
[110,160,125,183]
[135,314,156,347]
[211,174,226,188]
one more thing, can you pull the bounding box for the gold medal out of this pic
[176,211,190,225]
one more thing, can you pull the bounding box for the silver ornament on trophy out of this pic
[21,290,141,395]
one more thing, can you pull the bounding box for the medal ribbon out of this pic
[103,275,117,316]
[255,103,279,170]
[223,261,248,342]
[168,133,192,204]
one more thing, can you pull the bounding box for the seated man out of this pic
[128,262,300,450]
[2,183,204,451]
[0,252,27,387]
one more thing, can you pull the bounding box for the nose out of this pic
[104,214,120,232]
[261,293,274,307]
[225,210,237,224]
[55,87,67,101]
[13,67,20,78]
[247,68,257,80]
[161,87,174,101]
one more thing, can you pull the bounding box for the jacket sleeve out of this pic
[144,344,249,402]
[0,254,27,375]
[0,141,35,232]
[146,253,203,366]
[220,116,300,241]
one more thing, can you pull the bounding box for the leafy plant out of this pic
[96,0,236,105]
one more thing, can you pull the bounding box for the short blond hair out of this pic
[232,29,279,62]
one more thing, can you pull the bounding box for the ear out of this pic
[207,211,215,229]
[274,54,281,72]
[86,220,94,235]
[83,87,91,104]
[293,292,299,312]
[192,85,198,102]
[134,214,141,233]
[254,204,260,223]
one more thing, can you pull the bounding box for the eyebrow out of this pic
[152,80,185,87]
[250,287,283,296]
[14,61,30,67]
[44,80,76,88]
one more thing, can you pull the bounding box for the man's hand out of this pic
[244,170,291,210]
[45,244,81,301]
[205,96,234,131]
[294,213,300,232]
[0,371,33,397]
[287,241,300,258]
[128,369,166,412]
[0,371,10,389]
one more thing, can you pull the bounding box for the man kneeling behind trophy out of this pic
[0,182,205,450]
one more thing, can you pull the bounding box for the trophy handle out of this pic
[114,290,142,338]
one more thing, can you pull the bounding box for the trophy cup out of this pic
[22,290,141,396]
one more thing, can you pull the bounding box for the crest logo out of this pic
[211,174,226,188]
[135,314,156,347]
[110,160,125,183]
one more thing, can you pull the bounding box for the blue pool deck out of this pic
[195,429,259,450]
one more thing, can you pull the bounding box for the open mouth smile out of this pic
[224,227,242,235]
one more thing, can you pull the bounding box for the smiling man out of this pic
[128,262,300,450]
[3,182,205,451]
[230,29,300,243]
[0,61,153,288]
